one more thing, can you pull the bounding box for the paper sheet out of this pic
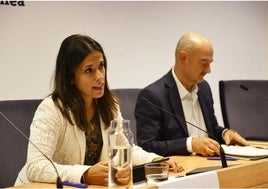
[222,144,268,157]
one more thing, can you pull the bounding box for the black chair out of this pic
[219,80,268,141]
[112,88,141,143]
[0,99,42,188]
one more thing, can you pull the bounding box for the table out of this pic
[165,140,268,188]
[216,140,268,188]
[10,141,268,188]
[11,157,268,188]
[168,155,268,188]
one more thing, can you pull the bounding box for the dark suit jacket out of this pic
[135,70,225,156]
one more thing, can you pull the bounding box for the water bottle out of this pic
[108,119,133,188]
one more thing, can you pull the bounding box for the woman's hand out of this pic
[83,161,108,186]
[114,163,131,185]
[153,157,184,172]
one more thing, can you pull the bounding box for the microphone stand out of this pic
[0,112,63,189]
[140,97,228,168]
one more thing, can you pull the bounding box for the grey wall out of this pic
[1,1,268,126]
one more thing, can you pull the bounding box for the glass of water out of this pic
[144,162,169,186]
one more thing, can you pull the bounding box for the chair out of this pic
[112,88,141,143]
[0,99,42,188]
[0,88,141,187]
[219,80,268,141]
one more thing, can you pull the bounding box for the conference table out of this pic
[11,141,268,188]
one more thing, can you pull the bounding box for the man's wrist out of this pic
[222,128,228,138]
[186,137,193,153]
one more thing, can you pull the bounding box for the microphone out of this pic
[0,112,63,189]
[240,84,268,101]
[140,97,228,169]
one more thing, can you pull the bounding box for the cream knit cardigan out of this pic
[15,96,160,185]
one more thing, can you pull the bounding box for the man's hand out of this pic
[223,129,249,146]
[192,137,220,156]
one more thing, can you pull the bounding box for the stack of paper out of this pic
[221,144,268,160]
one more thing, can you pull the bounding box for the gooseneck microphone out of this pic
[140,97,228,168]
[0,112,63,189]
[240,84,268,101]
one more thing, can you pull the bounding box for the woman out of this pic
[15,34,183,186]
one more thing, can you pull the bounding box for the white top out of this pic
[15,96,160,185]
[172,67,208,153]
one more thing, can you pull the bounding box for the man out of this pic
[135,32,248,157]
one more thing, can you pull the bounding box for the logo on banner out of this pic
[0,1,25,6]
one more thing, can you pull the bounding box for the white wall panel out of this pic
[1,1,268,126]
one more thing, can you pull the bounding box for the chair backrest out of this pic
[112,88,141,143]
[0,88,141,187]
[0,99,42,188]
[219,80,268,141]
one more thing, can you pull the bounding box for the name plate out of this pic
[157,171,219,188]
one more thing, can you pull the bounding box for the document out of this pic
[221,144,268,160]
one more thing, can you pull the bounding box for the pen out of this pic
[153,157,170,163]
[207,156,238,161]
[254,146,268,149]
[62,181,88,188]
